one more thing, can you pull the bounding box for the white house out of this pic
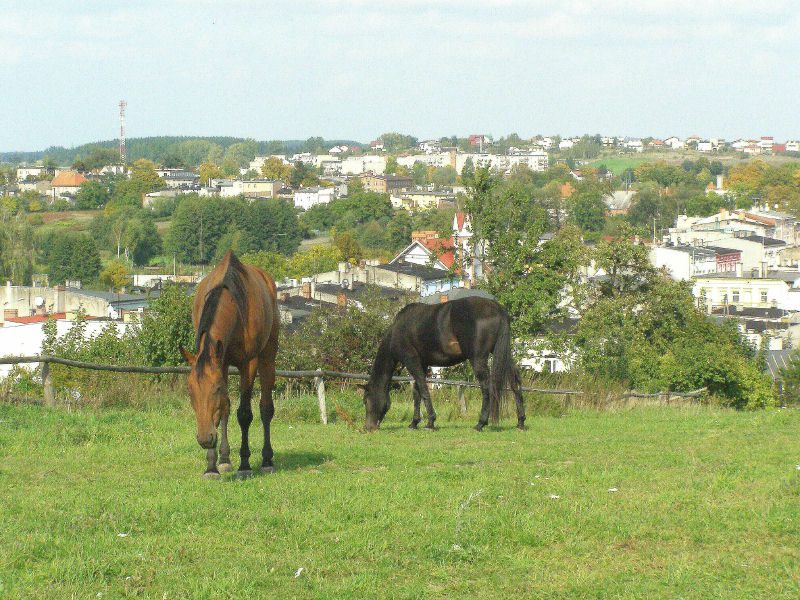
[664,136,685,150]
[418,140,442,154]
[558,139,574,150]
[50,171,88,201]
[693,274,795,312]
[16,165,46,181]
[340,155,387,175]
[625,139,644,152]
[293,186,336,211]
[650,245,718,281]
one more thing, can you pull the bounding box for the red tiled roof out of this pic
[455,212,466,232]
[6,313,66,324]
[51,171,88,187]
[419,237,455,268]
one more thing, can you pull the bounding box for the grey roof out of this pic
[664,245,717,259]
[740,234,786,247]
[766,271,800,283]
[704,246,741,256]
[376,261,455,282]
[314,281,407,301]
[419,287,494,304]
[711,306,790,319]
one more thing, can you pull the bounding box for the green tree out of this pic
[261,157,291,180]
[333,231,362,263]
[100,261,132,291]
[411,161,429,186]
[75,180,110,210]
[122,215,162,265]
[570,183,607,233]
[136,282,195,367]
[197,162,223,185]
[464,167,586,338]
[431,166,457,188]
[130,159,165,192]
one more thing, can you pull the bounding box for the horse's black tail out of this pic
[489,314,517,425]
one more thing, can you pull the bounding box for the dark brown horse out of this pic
[180,251,280,479]
[363,297,525,432]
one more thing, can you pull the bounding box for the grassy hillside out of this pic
[1,394,798,599]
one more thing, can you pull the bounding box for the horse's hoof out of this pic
[236,469,253,480]
[218,463,233,473]
[474,424,484,432]
[261,465,275,474]
[203,471,220,480]
[408,422,419,429]
[425,425,436,431]
[517,423,527,431]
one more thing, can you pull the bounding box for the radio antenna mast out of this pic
[118,100,127,163]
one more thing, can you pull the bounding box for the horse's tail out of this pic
[489,313,517,425]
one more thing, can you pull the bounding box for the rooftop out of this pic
[376,261,454,281]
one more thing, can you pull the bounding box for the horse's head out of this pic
[180,340,228,449]
[362,381,390,432]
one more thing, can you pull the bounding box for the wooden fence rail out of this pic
[0,355,706,423]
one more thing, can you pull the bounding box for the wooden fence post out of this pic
[41,361,55,408]
[457,384,467,414]
[315,371,327,425]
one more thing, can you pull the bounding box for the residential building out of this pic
[293,186,336,210]
[158,169,199,189]
[650,245,719,280]
[16,165,46,181]
[418,140,442,154]
[241,179,283,198]
[693,273,797,312]
[390,190,455,211]
[50,170,87,201]
[360,173,412,194]
[604,190,635,216]
[340,155,387,175]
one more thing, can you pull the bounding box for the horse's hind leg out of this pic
[236,359,257,478]
[512,367,526,430]
[471,358,491,432]
[409,383,422,429]
[258,325,279,473]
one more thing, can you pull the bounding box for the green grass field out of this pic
[1,396,799,599]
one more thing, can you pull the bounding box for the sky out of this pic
[2,0,799,152]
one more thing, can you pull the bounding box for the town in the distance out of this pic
[1,129,799,381]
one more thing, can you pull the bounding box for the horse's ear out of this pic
[179,346,196,365]
[215,339,224,359]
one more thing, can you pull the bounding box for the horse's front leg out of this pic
[204,446,219,479]
[404,357,436,430]
[217,409,232,472]
[409,383,422,429]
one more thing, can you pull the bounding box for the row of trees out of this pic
[166,194,302,264]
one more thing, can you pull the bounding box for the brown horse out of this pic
[180,251,280,479]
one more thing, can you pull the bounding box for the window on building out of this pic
[761,290,768,303]
[732,290,740,303]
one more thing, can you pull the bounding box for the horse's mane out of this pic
[195,253,248,373]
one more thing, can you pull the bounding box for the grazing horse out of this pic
[179,251,280,479]
[363,296,525,432]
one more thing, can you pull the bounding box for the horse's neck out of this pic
[369,334,395,391]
